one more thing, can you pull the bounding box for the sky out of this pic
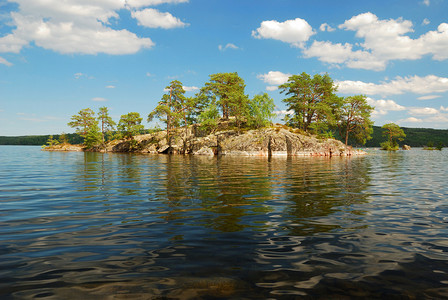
[1,0,448,136]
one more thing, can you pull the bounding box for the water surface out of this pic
[1,146,448,299]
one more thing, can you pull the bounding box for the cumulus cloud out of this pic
[126,0,189,8]
[423,0,430,6]
[422,18,430,26]
[337,75,448,96]
[106,85,116,89]
[257,71,292,91]
[0,0,188,57]
[257,71,291,85]
[303,12,448,70]
[131,8,188,29]
[408,107,439,115]
[441,106,448,112]
[367,97,406,117]
[218,43,239,51]
[252,18,315,47]
[319,23,335,32]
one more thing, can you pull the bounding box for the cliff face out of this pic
[107,125,364,156]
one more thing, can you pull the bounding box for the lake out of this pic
[1,146,448,299]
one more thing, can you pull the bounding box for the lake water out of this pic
[1,146,448,299]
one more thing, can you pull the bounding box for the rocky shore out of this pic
[44,124,365,156]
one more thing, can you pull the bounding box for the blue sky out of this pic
[1,0,448,136]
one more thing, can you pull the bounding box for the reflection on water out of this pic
[1,146,448,299]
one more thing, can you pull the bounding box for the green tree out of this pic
[337,95,374,146]
[148,80,186,139]
[203,72,249,123]
[381,123,406,150]
[58,132,69,144]
[198,103,220,133]
[247,93,275,129]
[118,112,144,140]
[84,123,102,149]
[68,108,97,138]
[98,106,116,143]
[279,72,339,134]
[45,135,59,147]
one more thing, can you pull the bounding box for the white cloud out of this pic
[337,75,448,96]
[257,71,291,86]
[367,97,406,117]
[319,23,335,32]
[303,12,448,70]
[0,0,188,56]
[423,0,430,6]
[0,57,12,66]
[0,34,28,53]
[422,18,430,26]
[92,97,108,102]
[182,86,199,92]
[417,95,441,100]
[303,40,386,70]
[441,106,448,112]
[106,85,116,89]
[399,117,423,123]
[408,107,439,115]
[274,110,294,116]
[131,8,187,29]
[266,86,279,91]
[126,0,189,8]
[252,18,315,47]
[218,43,239,51]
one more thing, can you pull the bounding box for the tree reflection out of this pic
[276,156,372,236]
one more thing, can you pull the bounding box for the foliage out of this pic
[380,141,399,151]
[203,72,249,124]
[45,135,59,147]
[381,123,405,150]
[424,141,444,150]
[98,107,116,143]
[84,124,102,149]
[247,93,275,129]
[118,112,144,140]
[148,80,189,138]
[337,95,374,146]
[279,72,339,134]
[58,133,69,144]
[198,103,220,133]
[68,108,98,138]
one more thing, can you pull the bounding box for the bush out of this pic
[380,141,399,151]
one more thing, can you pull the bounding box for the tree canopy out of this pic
[68,108,98,138]
[203,72,248,121]
[118,112,144,140]
[337,95,374,146]
[381,123,406,150]
[279,72,339,134]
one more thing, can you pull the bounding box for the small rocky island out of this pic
[45,123,365,157]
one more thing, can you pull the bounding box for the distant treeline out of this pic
[0,133,83,146]
[364,126,448,147]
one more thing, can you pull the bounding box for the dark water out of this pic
[1,146,448,299]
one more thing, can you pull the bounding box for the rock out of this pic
[402,145,411,150]
[51,124,366,156]
[193,146,215,156]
